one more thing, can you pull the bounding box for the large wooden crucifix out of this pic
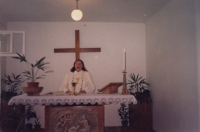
[54,30,101,60]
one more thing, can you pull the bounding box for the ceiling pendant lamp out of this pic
[71,0,83,21]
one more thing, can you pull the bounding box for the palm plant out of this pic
[12,52,53,82]
[127,73,151,103]
[127,73,150,93]
[1,73,23,101]
[1,74,24,131]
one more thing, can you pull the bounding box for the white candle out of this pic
[123,49,126,71]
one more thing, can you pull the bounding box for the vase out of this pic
[22,87,43,96]
[34,124,41,130]
[27,82,39,87]
[26,123,33,130]
[22,82,43,95]
[121,121,128,126]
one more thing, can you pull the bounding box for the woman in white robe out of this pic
[59,59,96,94]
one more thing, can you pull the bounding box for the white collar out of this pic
[74,70,83,75]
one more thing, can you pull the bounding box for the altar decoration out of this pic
[12,53,53,95]
[8,94,137,106]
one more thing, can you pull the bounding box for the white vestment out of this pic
[59,70,96,93]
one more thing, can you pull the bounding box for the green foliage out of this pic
[25,105,41,126]
[1,73,23,101]
[118,103,129,122]
[127,73,151,104]
[127,73,150,92]
[134,90,151,104]
[34,115,41,125]
[26,105,37,123]
[0,106,24,131]
[12,52,54,82]
[12,105,41,132]
[0,105,41,132]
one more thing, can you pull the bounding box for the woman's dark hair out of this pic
[70,59,87,72]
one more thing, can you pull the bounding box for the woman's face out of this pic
[75,60,83,72]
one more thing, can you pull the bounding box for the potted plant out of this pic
[1,73,23,101]
[0,106,25,131]
[25,105,37,130]
[1,73,23,116]
[12,52,53,95]
[34,115,42,130]
[127,73,151,104]
[15,105,41,132]
[118,103,129,127]
[0,73,25,131]
[127,73,153,130]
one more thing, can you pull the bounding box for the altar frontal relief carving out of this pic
[47,106,99,132]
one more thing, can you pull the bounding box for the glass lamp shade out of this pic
[71,9,83,21]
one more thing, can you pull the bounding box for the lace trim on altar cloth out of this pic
[8,94,137,106]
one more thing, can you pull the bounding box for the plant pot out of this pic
[121,121,128,126]
[34,124,41,130]
[22,87,43,96]
[27,82,39,87]
[24,82,43,95]
[26,123,33,130]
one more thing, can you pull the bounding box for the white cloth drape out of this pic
[8,94,137,106]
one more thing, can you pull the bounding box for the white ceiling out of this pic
[0,0,170,23]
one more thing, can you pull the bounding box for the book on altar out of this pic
[98,82,123,94]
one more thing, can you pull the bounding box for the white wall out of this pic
[0,16,7,30]
[5,22,146,127]
[146,0,199,131]
[195,0,200,129]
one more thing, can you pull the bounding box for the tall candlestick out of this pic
[123,49,126,71]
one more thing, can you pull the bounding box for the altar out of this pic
[8,93,137,132]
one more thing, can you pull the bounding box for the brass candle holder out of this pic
[122,71,129,94]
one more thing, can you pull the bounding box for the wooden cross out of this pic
[54,30,101,60]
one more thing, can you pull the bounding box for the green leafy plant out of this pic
[16,105,40,132]
[26,105,37,123]
[127,73,151,104]
[12,52,54,82]
[118,103,129,122]
[34,115,41,125]
[34,115,42,130]
[127,73,150,92]
[1,73,23,101]
[0,106,24,131]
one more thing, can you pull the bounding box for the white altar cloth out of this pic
[8,93,137,106]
